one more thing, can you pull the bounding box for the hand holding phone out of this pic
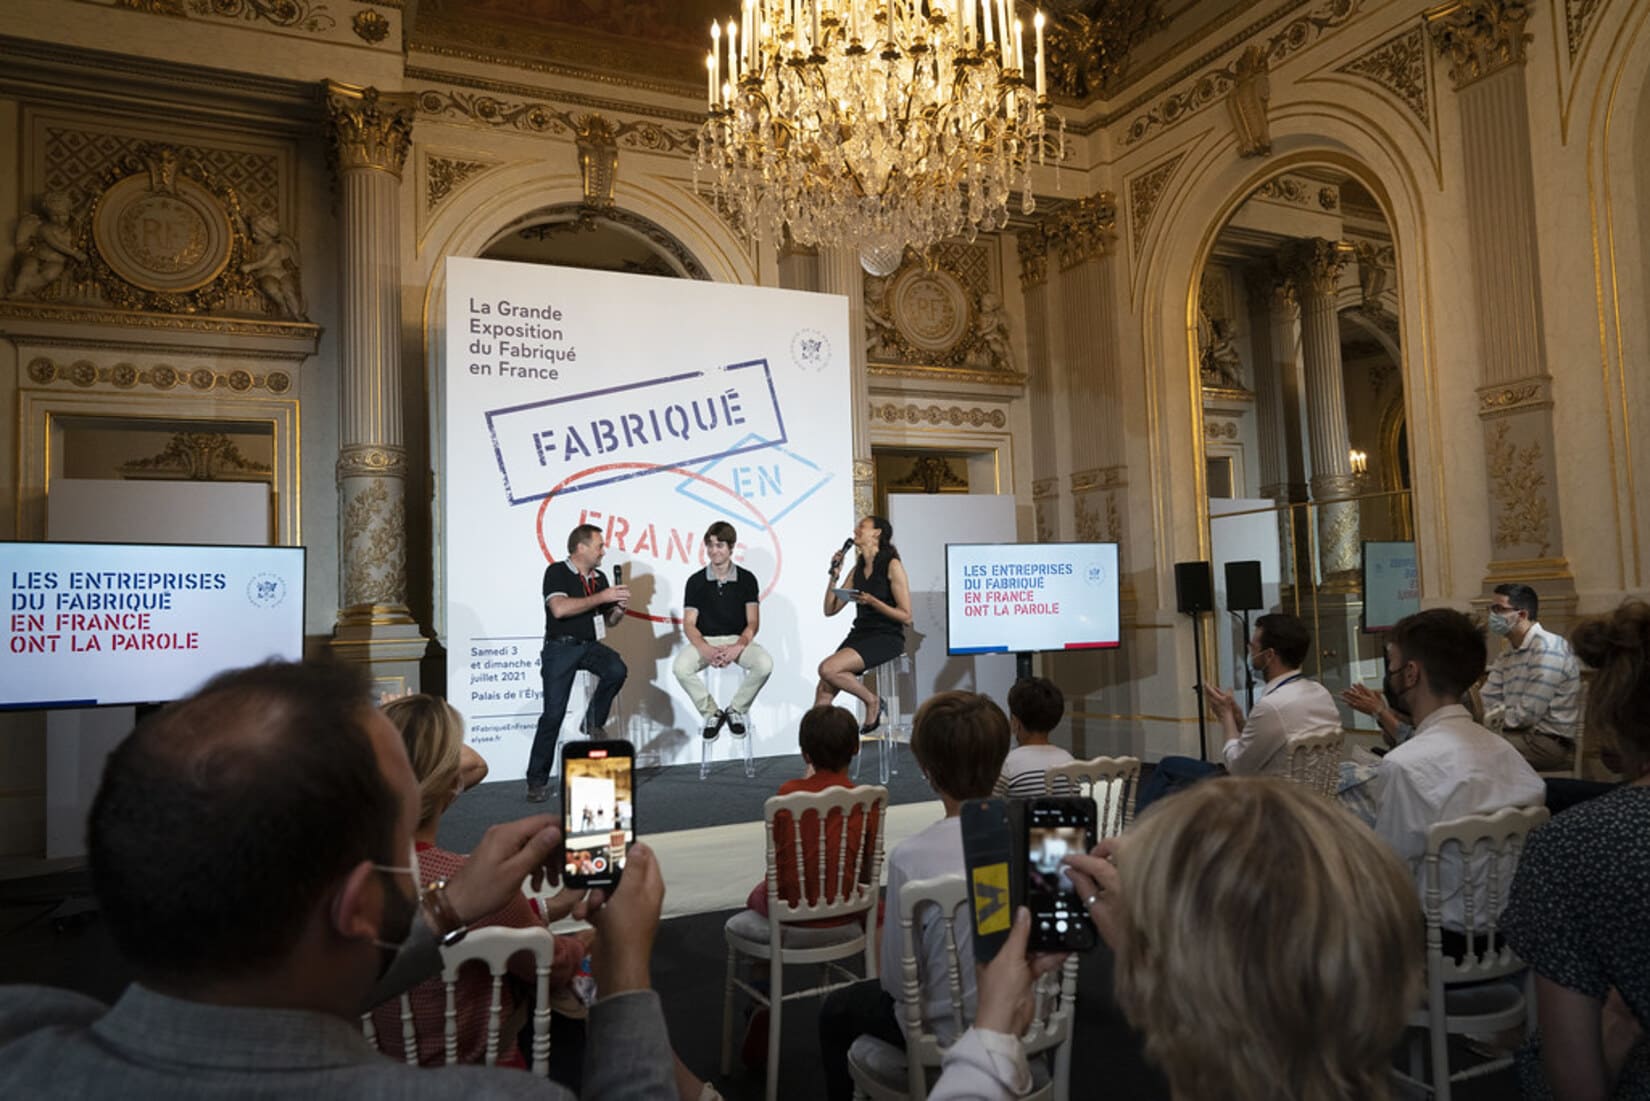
[561,740,635,889]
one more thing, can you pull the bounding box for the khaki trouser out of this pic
[1503,729,1575,772]
[672,634,773,718]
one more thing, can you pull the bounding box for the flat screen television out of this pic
[2,541,306,710]
[1362,540,1419,632]
[945,542,1121,655]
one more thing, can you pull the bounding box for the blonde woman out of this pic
[369,694,588,1069]
[931,778,1422,1101]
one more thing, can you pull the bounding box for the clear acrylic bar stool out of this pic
[853,652,909,785]
[698,663,756,780]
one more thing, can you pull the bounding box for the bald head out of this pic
[88,661,402,986]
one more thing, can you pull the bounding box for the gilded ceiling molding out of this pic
[325,82,416,178]
[26,355,293,395]
[425,155,492,213]
[1127,152,1184,262]
[1424,0,1532,89]
[1044,2,1166,101]
[0,300,319,341]
[415,87,697,154]
[191,0,335,32]
[1049,192,1119,270]
[1336,24,1433,128]
[1122,0,1361,147]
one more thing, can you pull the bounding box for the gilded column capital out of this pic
[1278,237,1354,300]
[1051,192,1118,270]
[325,81,417,179]
[1425,0,1532,89]
[1016,224,1050,291]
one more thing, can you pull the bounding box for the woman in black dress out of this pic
[817,515,912,733]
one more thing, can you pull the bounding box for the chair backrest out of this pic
[1283,729,1344,797]
[895,874,1077,1100]
[762,784,888,926]
[1422,805,1550,984]
[1045,756,1141,836]
[363,924,556,1074]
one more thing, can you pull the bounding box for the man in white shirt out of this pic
[1136,613,1342,811]
[1368,608,1545,932]
[1480,582,1582,771]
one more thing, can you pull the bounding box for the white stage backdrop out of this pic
[444,258,852,775]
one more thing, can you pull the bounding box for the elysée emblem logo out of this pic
[791,328,829,371]
[247,573,287,609]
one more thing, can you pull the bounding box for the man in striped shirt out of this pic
[994,677,1074,797]
[1479,583,1581,771]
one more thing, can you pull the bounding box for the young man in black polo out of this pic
[526,523,630,802]
[672,521,773,739]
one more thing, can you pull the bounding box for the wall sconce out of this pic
[1349,448,1368,475]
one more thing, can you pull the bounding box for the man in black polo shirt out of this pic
[527,523,629,802]
[671,521,772,740]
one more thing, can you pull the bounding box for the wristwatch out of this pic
[420,878,469,947]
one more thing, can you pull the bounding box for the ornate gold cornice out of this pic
[26,355,293,395]
[870,402,1009,429]
[867,363,1028,388]
[1477,377,1551,416]
[0,300,321,342]
[1425,0,1532,90]
[1278,237,1354,298]
[1031,477,1060,500]
[1016,226,1050,291]
[1049,192,1118,270]
[1070,466,1126,493]
[325,81,416,179]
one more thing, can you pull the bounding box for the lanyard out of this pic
[1264,672,1304,697]
[580,570,598,598]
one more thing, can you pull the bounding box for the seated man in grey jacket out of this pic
[0,660,679,1100]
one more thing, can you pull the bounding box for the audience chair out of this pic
[1540,678,1588,780]
[1398,804,1550,1101]
[722,784,889,1101]
[698,663,757,780]
[1044,756,1141,838]
[853,653,910,785]
[1283,729,1344,798]
[846,873,1078,1101]
[363,924,556,1074]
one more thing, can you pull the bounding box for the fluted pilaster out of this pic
[1280,237,1359,587]
[326,79,419,639]
[1018,224,1060,541]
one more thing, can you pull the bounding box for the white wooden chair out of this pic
[1399,804,1550,1101]
[846,873,1078,1101]
[1044,755,1141,838]
[363,924,556,1074]
[722,784,889,1101]
[1283,729,1344,798]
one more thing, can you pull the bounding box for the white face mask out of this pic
[1488,611,1516,637]
[370,843,421,955]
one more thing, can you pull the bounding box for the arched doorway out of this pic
[1193,166,1414,719]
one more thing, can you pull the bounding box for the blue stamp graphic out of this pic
[247,573,287,609]
[673,434,834,526]
[484,360,788,505]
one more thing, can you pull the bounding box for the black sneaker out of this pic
[702,710,726,740]
[526,784,549,803]
[725,709,747,736]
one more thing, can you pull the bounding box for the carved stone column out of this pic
[817,247,874,518]
[1427,0,1574,613]
[1017,223,1060,541]
[324,80,426,677]
[1049,194,1129,581]
[1246,268,1310,592]
[1280,237,1359,589]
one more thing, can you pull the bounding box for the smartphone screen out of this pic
[561,741,634,889]
[1025,797,1098,952]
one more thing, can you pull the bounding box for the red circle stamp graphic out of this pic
[533,462,782,626]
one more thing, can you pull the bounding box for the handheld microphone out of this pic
[613,564,623,586]
[839,537,854,555]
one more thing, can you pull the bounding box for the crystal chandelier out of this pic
[695,0,1058,275]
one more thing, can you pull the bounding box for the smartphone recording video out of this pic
[561,741,634,889]
[1025,797,1098,952]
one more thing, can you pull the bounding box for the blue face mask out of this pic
[1488,611,1516,637]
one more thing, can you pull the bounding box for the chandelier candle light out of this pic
[696,0,1059,275]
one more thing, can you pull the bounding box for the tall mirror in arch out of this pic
[1196,168,1412,728]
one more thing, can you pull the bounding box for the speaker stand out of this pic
[1238,609,1255,711]
[1188,610,1210,762]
